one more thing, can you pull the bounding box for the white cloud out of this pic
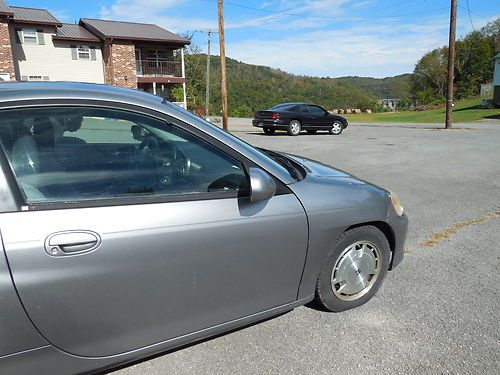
[99,0,216,32]
[352,0,376,7]
[49,8,73,23]
[225,18,453,78]
[97,0,495,78]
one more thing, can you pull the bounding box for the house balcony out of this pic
[136,59,182,78]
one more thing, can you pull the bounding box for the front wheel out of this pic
[329,121,343,135]
[314,226,390,312]
[263,127,275,135]
[288,120,301,136]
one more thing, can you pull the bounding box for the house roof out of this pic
[53,24,100,43]
[0,0,13,16]
[80,18,191,45]
[9,6,62,26]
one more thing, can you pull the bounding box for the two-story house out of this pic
[0,1,190,108]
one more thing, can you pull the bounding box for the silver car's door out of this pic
[0,105,308,358]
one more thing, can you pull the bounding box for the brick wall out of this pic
[103,40,137,88]
[0,19,15,80]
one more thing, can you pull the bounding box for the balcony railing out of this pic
[136,59,182,77]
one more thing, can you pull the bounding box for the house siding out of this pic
[10,24,104,83]
[0,19,15,80]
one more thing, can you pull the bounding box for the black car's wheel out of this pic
[288,120,301,136]
[314,226,390,312]
[306,130,317,135]
[263,127,275,135]
[329,121,343,135]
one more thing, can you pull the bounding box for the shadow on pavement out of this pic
[100,310,294,374]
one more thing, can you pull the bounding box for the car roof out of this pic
[272,102,323,107]
[0,81,163,107]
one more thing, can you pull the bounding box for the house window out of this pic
[77,46,91,60]
[146,49,167,66]
[22,29,38,44]
[23,76,49,81]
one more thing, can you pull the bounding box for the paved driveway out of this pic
[113,120,500,375]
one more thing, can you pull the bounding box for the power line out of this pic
[197,0,450,21]
[465,0,475,31]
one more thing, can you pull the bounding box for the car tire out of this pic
[329,121,343,135]
[306,130,317,135]
[288,120,301,136]
[263,127,275,135]
[314,226,390,312]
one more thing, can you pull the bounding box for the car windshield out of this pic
[161,99,304,181]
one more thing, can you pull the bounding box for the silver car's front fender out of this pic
[288,175,391,300]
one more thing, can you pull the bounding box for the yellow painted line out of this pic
[420,211,500,248]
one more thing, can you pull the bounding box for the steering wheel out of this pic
[170,147,191,175]
[139,136,159,156]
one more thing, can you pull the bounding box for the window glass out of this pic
[0,107,248,204]
[23,29,37,44]
[270,104,291,111]
[146,49,167,67]
[299,105,309,113]
[77,46,90,60]
[308,105,326,114]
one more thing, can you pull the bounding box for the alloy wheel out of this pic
[330,241,381,301]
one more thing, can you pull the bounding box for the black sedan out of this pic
[253,103,348,136]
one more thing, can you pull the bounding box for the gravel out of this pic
[112,119,500,375]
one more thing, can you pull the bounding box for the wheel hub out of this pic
[331,241,381,301]
[332,123,341,133]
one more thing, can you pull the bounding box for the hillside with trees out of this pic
[410,18,499,104]
[334,75,411,99]
[178,53,410,117]
[175,18,498,117]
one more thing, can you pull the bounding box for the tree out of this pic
[410,48,448,104]
[410,18,499,104]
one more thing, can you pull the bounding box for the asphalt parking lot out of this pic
[113,119,500,375]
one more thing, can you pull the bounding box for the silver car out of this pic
[0,82,408,374]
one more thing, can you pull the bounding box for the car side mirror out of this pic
[248,167,276,202]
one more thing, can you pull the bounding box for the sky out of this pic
[11,0,500,78]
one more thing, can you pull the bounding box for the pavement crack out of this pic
[420,211,500,248]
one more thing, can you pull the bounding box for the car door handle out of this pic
[45,231,101,256]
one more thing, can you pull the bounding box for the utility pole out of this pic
[218,0,229,131]
[196,29,218,119]
[445,0,457,129]
[206,30,212,119]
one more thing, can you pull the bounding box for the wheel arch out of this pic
[333,116,348,126]
[345,221,396,269]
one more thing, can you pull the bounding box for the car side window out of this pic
[0,106,249,204]
[298,105,309,113]
[308,105,327,115]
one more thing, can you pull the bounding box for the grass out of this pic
[344,97,500,123]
